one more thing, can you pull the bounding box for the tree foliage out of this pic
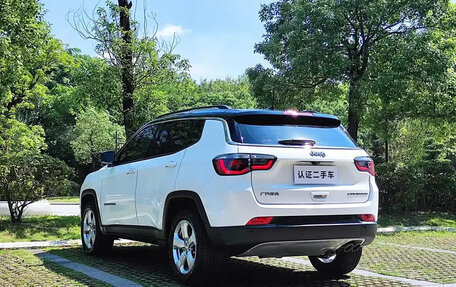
[71,107,125,165]
[252,0,456,140]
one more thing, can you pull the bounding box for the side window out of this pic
[115,124,159,164]
[149,120,205,157]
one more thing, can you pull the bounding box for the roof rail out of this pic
[155,105,231,119]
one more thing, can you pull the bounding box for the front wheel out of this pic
[309,247,362,276]
[81,202,113,255]
[168,210,221,284]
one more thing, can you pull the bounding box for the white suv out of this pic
[80,106,378,284]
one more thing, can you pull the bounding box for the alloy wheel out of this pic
[172,219,197,274]
[83,209,96,250]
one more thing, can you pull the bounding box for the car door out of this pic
[100,125,158,226]
[135,120,206,230]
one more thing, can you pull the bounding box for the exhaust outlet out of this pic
[343,243,354,252]
[340,241,363,253]
[352,243,362,252]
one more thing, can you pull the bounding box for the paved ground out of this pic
[0,249,108,286]
[360,232,456,284]
[0,201,79,216]
[0,231,455,286]
[48,245,408,287]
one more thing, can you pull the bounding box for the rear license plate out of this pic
[294,166,337,184]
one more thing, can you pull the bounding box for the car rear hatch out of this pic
[231,112,372,205]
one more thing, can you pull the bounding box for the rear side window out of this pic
[149,119,205,157]
[231,115,357,148]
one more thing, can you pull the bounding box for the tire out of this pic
[167,209,221,285]
[309,247,363,276]
[81,201,113,255]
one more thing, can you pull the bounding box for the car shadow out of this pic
[44,244,353,287]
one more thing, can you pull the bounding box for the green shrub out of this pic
[377,160,456,212]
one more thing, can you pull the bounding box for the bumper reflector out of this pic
[360,214,375,222]
[247,217,274,226]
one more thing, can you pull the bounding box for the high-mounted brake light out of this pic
[213,154,277,176]
[247,217,274,225]
[283,109,314,117]
[354,156,375,176]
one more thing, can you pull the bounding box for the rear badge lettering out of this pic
[347,192,368,196]
[260,192,279,196]
[310,151,326,158]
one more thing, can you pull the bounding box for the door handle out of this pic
[126,169,136,175]
[165,161,177,168]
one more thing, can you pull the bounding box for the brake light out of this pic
[360,214,375,222]
[283,109,314,117]
[354,156,375,176]
[213,154,277,175]
[247,216,273,225]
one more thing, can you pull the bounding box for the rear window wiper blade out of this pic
[278,139,315,146]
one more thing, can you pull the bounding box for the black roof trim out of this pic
[155,105,231,120]
[146,107,340,126]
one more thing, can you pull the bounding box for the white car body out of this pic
[81,108,378,260]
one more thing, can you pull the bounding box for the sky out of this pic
[41,0,274,81]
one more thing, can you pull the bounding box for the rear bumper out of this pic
[206,222,377,257]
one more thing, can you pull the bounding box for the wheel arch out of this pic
[163,191,210,237]
[80,189,105,229]
[81,189,98,211]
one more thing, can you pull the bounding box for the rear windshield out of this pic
[231,116,357,148]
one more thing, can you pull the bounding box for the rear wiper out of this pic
[278,139,315,146]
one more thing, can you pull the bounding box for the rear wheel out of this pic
[81,201,113,255]
[168,209,221,284]
[309,247,362,276]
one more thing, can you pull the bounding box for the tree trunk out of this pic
[118,0,135,138]
[347,79,361,141]
[7,199,21,223]
[385,139,389,163]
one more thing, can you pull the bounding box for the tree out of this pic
[254,0,454,140]
[0,0,75,222]
[71,107,125,165]
[69,0,189,137]
[0,118,74,222]
[161,76,257,113]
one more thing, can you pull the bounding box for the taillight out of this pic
[246,216,274,225]
[213,154,277,176]
[354,156,375,176]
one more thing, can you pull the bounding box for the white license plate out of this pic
[294,166,338,184]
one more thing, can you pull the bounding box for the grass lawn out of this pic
[376,231,456,251]
[378,211,456,228]
[0,216,80,242]
[47,196,79,204]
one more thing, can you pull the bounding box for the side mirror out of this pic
[100,150,115,165]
